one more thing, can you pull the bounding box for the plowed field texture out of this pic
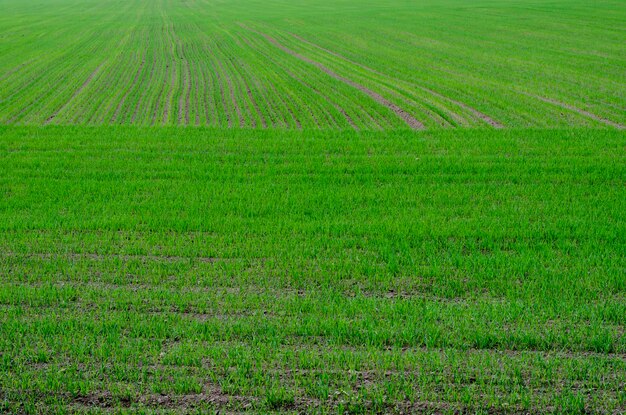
[0,0,625,414]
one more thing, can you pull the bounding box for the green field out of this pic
[1,0,625,414]
[1,0,625,129]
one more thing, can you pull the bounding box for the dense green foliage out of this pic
[1,127,624,413]
[1,0,625,128]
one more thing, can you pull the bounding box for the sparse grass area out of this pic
[0,126,624,413]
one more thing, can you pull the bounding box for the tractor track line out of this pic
[286,31,503,128]
[224,58,250,127]
[527,93,625,129]
[243,26,424,130]
[190,43,206,126]
[270,80,301,129]
[185,56,192,126]
[284,58,382,130]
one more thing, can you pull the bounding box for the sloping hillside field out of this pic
[1,0,625,414]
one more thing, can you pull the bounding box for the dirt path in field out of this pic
[528,93,625,129]
[286,32,503,128]
[45,63,104,125]
[244,26,424,130]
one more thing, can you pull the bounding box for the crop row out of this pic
[1,0,624,128]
